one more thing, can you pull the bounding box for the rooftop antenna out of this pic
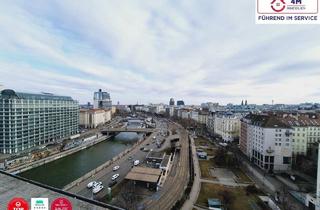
[272,100,274,105]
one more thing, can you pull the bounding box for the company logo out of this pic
[271,0,286,12]
[51,198,72,210]
[31,198,48,210]
[256,0,319,24]
[7,198,29,210]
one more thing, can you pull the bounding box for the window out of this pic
[270,156,274,163]
[283,157,291,164]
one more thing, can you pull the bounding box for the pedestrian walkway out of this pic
[181,136,201,210]
[200,178,249,187]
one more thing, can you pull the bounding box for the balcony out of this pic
[266,147,274,154]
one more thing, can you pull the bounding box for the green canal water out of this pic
[18,132,140,188]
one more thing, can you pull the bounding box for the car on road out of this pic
[87,181,97,188]
[113,165,120,171]
[93,181,102,188]
[92,184,104,194]
[133,160,140,166]
[108,180,117,187]
[112,173,120,180]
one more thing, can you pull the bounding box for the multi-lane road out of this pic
[68,118,190,210]
[67,120,169,200]
[143,120,190,210]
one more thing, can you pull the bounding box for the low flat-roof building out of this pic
[125,167,161,191]
[146,151,166,166]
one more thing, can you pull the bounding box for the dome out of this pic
[1,89,19,99]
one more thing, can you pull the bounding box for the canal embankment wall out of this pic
[63,136,147,191]
[7,135,111,174]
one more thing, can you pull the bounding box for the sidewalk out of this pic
[181,136,201,210]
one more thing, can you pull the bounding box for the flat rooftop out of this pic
[146,151,165,159]
[0,172,118,210]
[160,155,170,168]
[125,167,161,183]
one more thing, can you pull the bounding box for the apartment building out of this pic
[80,109,111,129]
[198,111,208,125]
[241,114,293,172]
[277,114,320,156]
[214,113,241,142]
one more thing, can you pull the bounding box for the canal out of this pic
[18,132,140,188]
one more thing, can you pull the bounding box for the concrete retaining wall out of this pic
[63,137,145,191]
[9,136,108,174]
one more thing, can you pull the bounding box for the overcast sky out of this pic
[0,1,319,105]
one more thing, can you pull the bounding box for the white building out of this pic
[166,106,175,117]
[214,113,241,142]
[198,111,209,125]
[80,109,112,128]
[241,114,293,172]
[181,110,190,119]
[149,104,166,114]
[190,111,199,122]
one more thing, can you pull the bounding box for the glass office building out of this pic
[0,89,79,154]
[93,89,112,109]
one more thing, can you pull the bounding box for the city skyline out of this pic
[0,1,320,105]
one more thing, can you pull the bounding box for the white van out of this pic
[133,160,140,166]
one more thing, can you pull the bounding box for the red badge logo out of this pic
[271,0,286,12]
[7,198,29,210]
[51,198,72,210]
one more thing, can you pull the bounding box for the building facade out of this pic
[279,114,320,156]
[206,111,215,135]
[169,98,175,106]
[198,111,208,125]
[241,114,293,172]
[214,113,241,142]
[0,89,79,154]
[93,89,112,109]
[79,109,111,129]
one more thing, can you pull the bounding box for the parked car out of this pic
[93,184,104,194]
[112,174,120,181]
[113,165,120,171]
[87,181,97,188]
[133,160,140,166]
[93,181,102,188]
